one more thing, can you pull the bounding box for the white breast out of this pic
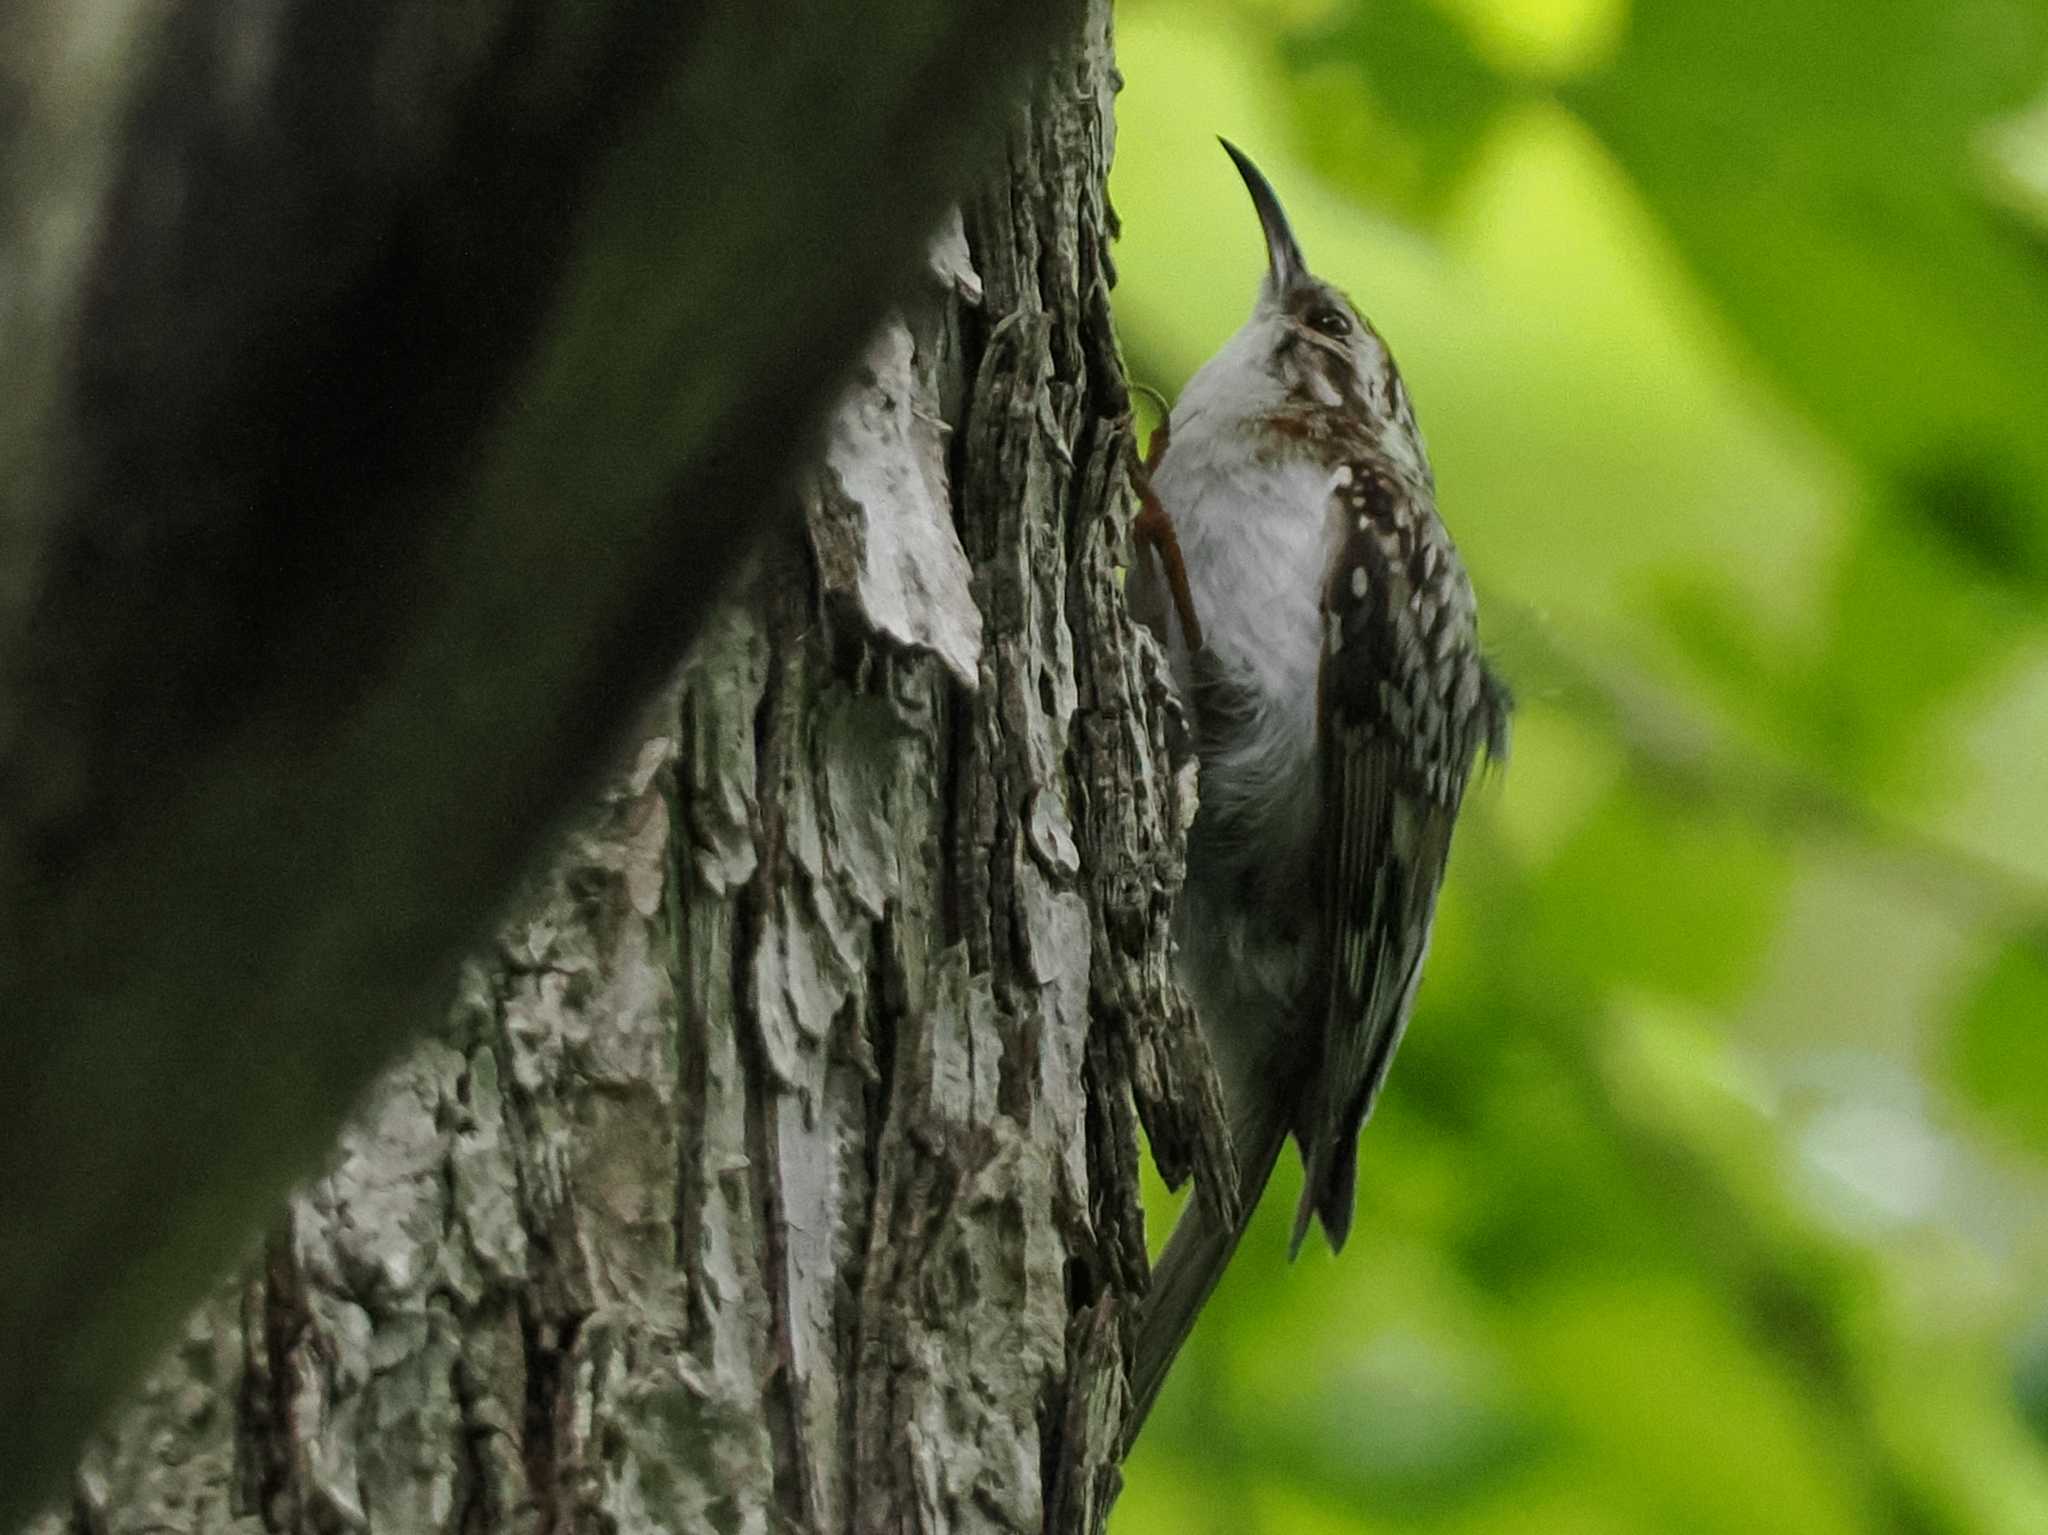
[1150,410,1339,873]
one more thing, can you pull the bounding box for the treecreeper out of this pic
[1127,138,1512,1438]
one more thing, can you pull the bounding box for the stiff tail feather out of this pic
[1123,1091,1292,1451]
[1287,1117,1360,1259]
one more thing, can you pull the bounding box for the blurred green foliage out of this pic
[1109,2,2048,1530]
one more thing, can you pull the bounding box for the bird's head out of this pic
[1176,140,1426,479]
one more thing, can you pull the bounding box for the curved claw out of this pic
[1128,414,1204,653]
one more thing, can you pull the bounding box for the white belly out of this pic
[1151,428,1336,874]
[1147,422,1342,1056]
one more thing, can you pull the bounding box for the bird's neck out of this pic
[1245,403,1377,472]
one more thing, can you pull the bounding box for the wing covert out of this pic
[1292,459,1490,1254]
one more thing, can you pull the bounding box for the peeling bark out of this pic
[32,7,1231,1533]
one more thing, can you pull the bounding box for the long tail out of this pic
[1123,1089,1292,1450]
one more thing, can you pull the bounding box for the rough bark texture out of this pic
[28,7,1232,1532]
[0,0,1092,1518]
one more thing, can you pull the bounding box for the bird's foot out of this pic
[1128,388,1204,653]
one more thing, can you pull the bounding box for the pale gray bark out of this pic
[27,7,1231,1532]
[0,0,1099,1520]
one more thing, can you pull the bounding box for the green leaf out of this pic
[1946,934,2048,1153]
[1282,0,1512,221]
[1652,513,2023,793]
[2014,1312,2048,1450]
[1798,510,2022,791]
[1568,0,2048,598]
[1525,786,1788,1004]
[1514,1279,1871,1535]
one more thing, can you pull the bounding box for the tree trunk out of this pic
[3,1,1098,1515]
[29,8,1228,1532]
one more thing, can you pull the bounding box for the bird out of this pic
[1125,138,1511,1439]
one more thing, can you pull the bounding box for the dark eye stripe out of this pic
[1310,307,1352,337]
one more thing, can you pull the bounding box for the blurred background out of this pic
[1108,1,2048,1530]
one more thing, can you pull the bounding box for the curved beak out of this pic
[1220,137,1308,294]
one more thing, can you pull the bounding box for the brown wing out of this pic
[1291,461,1500,1256]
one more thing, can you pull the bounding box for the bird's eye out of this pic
[1309,307,1353,338]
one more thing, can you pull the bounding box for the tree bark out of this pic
[26,7,1230,1532]
[0,1,1111,1520]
